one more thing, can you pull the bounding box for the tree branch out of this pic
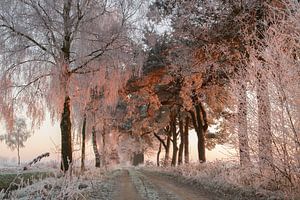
[154,132,167,149]
[5,59,55,75]
[70,36,118,74]
[0,24,49,54]
[13,73,52,100]
[189,110,199,132]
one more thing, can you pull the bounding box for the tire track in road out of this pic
[140,170,213,200]
[129,169,177,200]
[89,168,218,200]
[143,172,212,200]
[114,169,142,200]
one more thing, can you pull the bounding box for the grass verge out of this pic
[0,171,54,192]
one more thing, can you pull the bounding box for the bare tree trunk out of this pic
[154,132,167,167]
[133,152,144,166]
[199,103,208,162]
[190,104,206,163]
[102,125,106,168]
[164,126,171,165]
[171,111,178,166]
[237,83,251,167]
[257,76,273,169]
[92,126,101,168]
[157,143,162,166]
[184,116,190,164]
[255,0,273,171]
[81,114,86,172]
[17,142,20,166]
[17,131,20,166]
[60,0,73,172]
[61,96,72,171]
[178,117,184,165]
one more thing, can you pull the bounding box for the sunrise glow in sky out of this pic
[0,115,236,166]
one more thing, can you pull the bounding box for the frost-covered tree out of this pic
[148,0,240,163]
[0,118,30,165]
[250,0,299,187]
[224,0,300,188]
[72,63,133,168]
[0,0,144,171]
[253,0,274,171]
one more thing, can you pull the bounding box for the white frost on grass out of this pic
[143,161,286,200]
[87,169,122,200]
[0,167,107,200]
[2,175,88,199]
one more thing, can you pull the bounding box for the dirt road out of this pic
[114,170,141,200]
[88,168,220,200]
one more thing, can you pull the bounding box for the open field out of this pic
[0,168,55,192]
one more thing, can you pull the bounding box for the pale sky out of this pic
[0,115,61,164]
[0,115,236,165]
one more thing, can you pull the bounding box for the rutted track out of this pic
[140,170,212,200]
[88,168,219,200]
